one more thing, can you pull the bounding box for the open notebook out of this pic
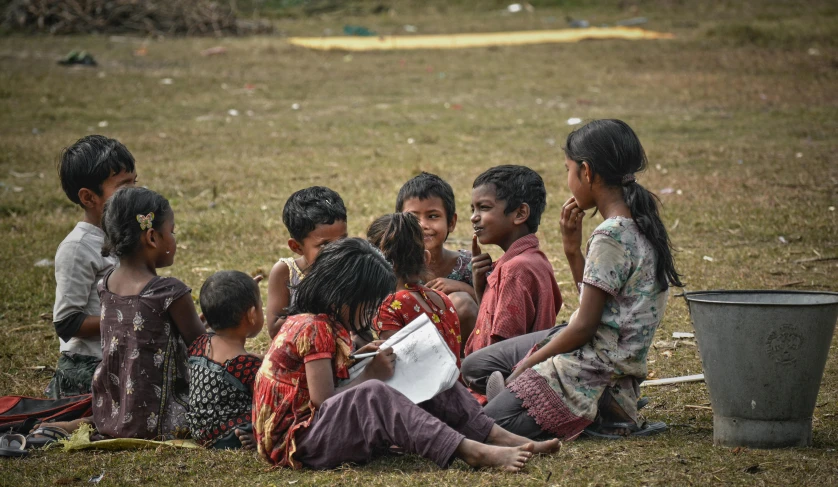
[344,314,460,404]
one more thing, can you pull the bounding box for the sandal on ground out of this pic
[583,420,667,439]
[25,425,70,449]
[486,371,505,402]
[0,433,29,457]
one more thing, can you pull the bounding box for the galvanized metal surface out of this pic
[685,290,838,448]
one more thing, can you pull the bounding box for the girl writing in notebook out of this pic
[252,238,560,471]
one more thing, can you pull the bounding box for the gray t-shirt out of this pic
[53,222,117,357]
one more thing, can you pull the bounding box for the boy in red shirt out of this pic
[465,165,562,362]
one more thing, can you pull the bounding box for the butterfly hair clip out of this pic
[136,212,155,231]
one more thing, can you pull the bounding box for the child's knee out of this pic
[449,292,477,321]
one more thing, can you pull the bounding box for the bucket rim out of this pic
[684,289,838,307]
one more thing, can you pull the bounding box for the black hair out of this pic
[367,213,427,283]
[101,187,172,258]
[564,119,683,290]
[282,186,347,242]
[58,135,136,206]
[472,165,547,233]
[199,271,261,331]
[289,238,396,342]
[395,172,457,226]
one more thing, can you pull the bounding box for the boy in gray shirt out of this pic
[46,135,137,398]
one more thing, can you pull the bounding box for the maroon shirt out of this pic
[464,234,562,356]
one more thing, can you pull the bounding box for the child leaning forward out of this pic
[252,238,560,471]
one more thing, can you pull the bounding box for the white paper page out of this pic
[344,314,459,403]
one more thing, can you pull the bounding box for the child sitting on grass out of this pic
[367,213,461,366]
[462,165,563,362]
[187,271,264,450]
[266,186,347,339]
[473,119,680,440]
[28,187,204,445]
[93,187,204,439]
[396,172,478,348]
[47,135,137,399]
[252,238,560,471]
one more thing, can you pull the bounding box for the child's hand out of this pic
[471,234,492,302]
[355,340,385,356]
[362,347,396,381]
[560,197,585,256]
[426,278,469,295]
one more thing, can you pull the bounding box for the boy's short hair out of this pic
[473,165,547,233]
[395,172,457,226]
[200,271,261,331]
[282,186,347,242]
[59,135,136,206]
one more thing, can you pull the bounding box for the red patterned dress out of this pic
[252,313,352,468]
[373,283,461,368]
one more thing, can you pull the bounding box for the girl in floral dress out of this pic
[466,119,683,440]
[92,187,204,439]
[367,212,462,366]
[252,238,560,471]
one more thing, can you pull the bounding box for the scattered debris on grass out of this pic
[58,50,96,66]
[567,117,582,125]
[672,332,694,339]
[201,46,227,56]
[34,258,54,267]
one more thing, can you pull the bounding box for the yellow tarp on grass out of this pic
[288,27,674,51]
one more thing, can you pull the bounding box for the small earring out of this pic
[166,251,171,254]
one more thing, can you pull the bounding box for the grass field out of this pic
[1,0,837,484]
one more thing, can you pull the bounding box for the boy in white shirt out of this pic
[46,135,137,398]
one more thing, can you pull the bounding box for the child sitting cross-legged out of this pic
[187,270,264,450]
[395,172,478,348]
[252,238,560,471]
[266,186,348,339]
[460,165,563,393]
[367,212,461,366]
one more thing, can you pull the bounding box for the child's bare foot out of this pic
[455,439,533,472]
[234,428,255,451]
[485,424,562,454]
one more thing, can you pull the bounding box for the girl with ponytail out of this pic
[471,119,680,441]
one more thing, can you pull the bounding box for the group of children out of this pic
[28,119,681,472]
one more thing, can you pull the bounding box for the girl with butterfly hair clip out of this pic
[27,187,204,443]
[87,186,205,439]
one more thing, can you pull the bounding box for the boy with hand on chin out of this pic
[465,165,562,364]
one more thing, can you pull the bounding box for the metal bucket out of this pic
[685,290,838,448]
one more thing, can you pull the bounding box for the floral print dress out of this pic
[252,313,352,468]
[446,249,473,285]
[91,269,191,440]
[373,283,461,367]
[508,217,669,438]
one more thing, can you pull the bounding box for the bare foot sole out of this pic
[457,439,534,472]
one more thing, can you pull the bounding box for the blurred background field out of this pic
[0,0,836,485]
